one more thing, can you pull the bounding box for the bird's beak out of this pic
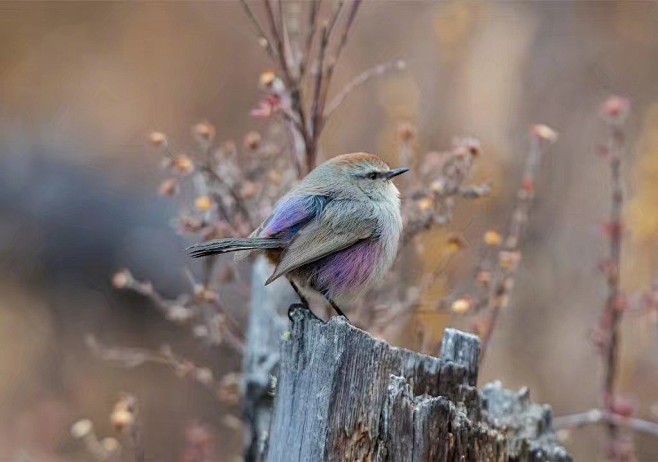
[385,167,410,180]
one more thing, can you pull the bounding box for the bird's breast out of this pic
[308,239,385,299]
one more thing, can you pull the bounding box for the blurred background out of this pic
[2,1,658,460]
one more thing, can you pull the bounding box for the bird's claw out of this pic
[287,303,324,323]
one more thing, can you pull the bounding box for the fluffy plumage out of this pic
[186,152,406,307]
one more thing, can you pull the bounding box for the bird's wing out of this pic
[234,194,328,261]
[260,194,329,240]
[266,200,377,284]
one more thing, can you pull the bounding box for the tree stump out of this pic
[266,307,571,462]
[243,257,297,462]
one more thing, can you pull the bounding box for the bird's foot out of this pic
[326,298,350,323]
[287,303,324,324]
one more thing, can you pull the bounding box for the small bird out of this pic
[187,152,408,319]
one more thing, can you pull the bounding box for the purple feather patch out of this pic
[313,240,381,297]
[262,195,327,240]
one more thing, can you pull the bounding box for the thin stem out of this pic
[324,59,406,119]
[554,409,658,437]
[299,0,322,80]
[331,0,360,66]
[202,165,256,229]
[309,23,329,170]
[239,0,277,59]
[479,134,549,365]
[312,0,361,155]
[602,122,626,441]
[276,0,293,75]
[264,0,312,171]
[326,0,345,38]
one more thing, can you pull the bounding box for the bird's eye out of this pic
[366,171,378,180]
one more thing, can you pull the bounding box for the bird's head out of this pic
[313,152,408,202]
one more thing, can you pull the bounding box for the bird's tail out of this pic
[186,237,287,258]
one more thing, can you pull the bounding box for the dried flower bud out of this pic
[173,154,195,175]
[476,271,491,288]
[148,131,167,148]
[429,179,446,194]
[495,293,510,310]
[221,140,238,157]
[250,95,282,118]
[197,288,219,303]
[590,326,608,352]
[396,122,417,144]
[193,122,216,143]
[463,137,481,156]
[470,317,491,337]
[520,175,535,194]
[259,71,285,95]
[259,71,277,89]
[217,373,241,404]
[195,367,214,385]
[613,294,628,313]
[600,221,623,240]
[499,251,521,271]
[453,137,481,157]
[101,437,120,452]
[195,196,214,212]
[158,178,179,196]
[111,409,134,433]
[185,422,214,446]
[112,269,133,289]
[178,215,204,233]
[600,96,630,124]
[446,234,466,253]
[111,395,137,434]
[451,298,472,314]
[192,283,205,296]
[70,419,93,439]
[243,131,262,151]
[172,360,195,378]
[610,395,636,418]
[416,196,434,212]
[531,124,558,143]
[483,230,503,247]
[193,324,209,338]
[166,305,191,323]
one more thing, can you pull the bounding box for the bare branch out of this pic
[554,409,658,437]
[325,0,345,38]
[324,59,406,119]
[309,23,329,169]
[239,0,277,59]
[478,130,555,364]
[332,0,361,66]
[313,0,362,145]
[201,164,256,229]
[299,0,322,79]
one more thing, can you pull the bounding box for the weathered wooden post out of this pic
[266,307,572,461]
[242,258,297,461]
